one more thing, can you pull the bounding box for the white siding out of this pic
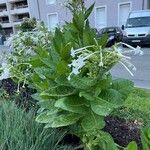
[47,13,58,30]
[95,6,107,29]
[118,2,131,26]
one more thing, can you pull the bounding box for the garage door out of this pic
[95,6,107,29]
[119,3,131,26]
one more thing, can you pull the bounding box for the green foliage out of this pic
[30,1,134,150]
[112,88,150,125]
[124,141,137,150]
[18,17,37,32]
[141,125,150,150]
[0,101,72,150]
[5,0,137,149]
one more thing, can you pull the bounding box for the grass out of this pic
[112,88,150,125]
[0,101,73,150]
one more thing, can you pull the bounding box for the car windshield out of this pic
[126,17,150,28]
[103,28,116,33]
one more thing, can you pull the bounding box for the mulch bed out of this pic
[104,116,142,150]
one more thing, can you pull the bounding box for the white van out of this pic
[123,10,150,46]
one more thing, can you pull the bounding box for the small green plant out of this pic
[0,101,72,150]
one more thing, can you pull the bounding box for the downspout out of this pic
[37,0,41,20]
[142,0,144,10]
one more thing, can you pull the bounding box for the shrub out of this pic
[18,17,37,32]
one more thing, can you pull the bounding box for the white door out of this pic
[48,13,58,30]
[119,3,131,26]
[95,6,107,29]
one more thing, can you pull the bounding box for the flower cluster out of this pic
[115,42,143,76]
[68,42,143,80]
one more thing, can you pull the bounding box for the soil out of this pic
[0,78,37,110]
[104,116,142,150]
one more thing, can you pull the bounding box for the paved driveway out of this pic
[111,47,150,89]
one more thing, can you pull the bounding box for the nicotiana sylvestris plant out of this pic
[1,0,142,149]
[30,1,142,150]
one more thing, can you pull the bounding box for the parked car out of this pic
[97,27,123,47]
[122,10,150,46]
[0,34,6,45]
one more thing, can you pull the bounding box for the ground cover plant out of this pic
[0,101,72,150]
[0,0,149,150]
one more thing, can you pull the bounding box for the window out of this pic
[95,6,107,29]
[47,13,58,30]
[118,2,131,26]
[46,0,56,5]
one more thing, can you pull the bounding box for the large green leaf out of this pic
[70,76,97,90]
[90,98,117,116]
[100,89,124,106]
[85,3,95,20]
[55,96,89,114]
[112,79,134,100]
[49,113,81,128]
[36,111,56,124]
[81,111,105,131]
[40,86,76,97]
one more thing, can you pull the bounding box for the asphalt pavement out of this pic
[0,45,150,89]
[111,47,150,89]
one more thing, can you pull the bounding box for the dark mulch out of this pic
[0,78,37,111]
[104,116,142,150]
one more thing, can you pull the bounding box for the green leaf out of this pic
[56,60,69,75]
[70,76,97,90]
[53,28,65,53]
[51,113,81,128]
[91,98,117,116]
[85,3,95,19]
[100,89,123,106]
[31,93,43,101]
[79,91,95,101]
[73,12,84,32]
[81,111,105,131]
[55,96,89,114]
[40,86,76,97]
[125,141,137,150]
[112,79,134,100]
[98,33,108,48]
[36,111,56,124]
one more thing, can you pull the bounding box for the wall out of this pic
[29,0,149,28]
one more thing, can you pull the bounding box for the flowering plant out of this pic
[1,0,143,149]
[30,1,142,149]
[0,23,52,91]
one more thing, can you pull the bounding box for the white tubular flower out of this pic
[116,42,143,56]
[99,47,103,67]
[114,42,143,77]
[119,61,134,76]
[70,45,94,57]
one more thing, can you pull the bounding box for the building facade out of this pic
[30,0,150,30]
[0,0,30,36]
[0,0,150,35]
